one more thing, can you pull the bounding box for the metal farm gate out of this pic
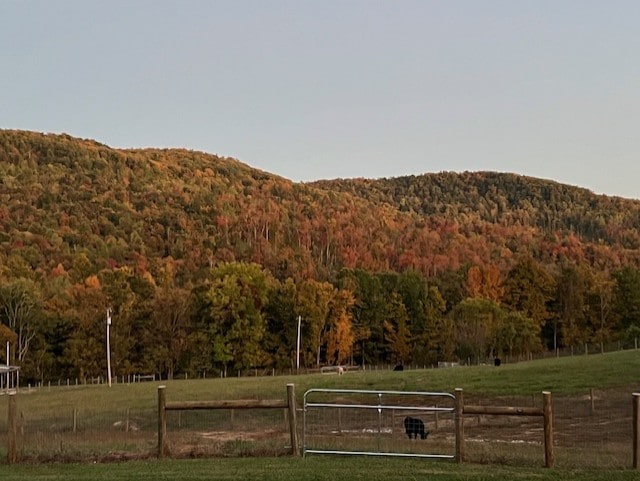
[303,388,456,459]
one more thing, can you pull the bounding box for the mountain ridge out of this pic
[3,129,640,380]
[2,129,639,285]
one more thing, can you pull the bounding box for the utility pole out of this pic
[106,308,112,387]
[5,341,9,393]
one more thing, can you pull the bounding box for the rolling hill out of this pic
[2,129,639,284]
[1,129,640,381]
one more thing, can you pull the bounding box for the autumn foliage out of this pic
[1,130,640,381]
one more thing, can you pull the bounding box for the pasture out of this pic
[2,456,639,481]
[1,349,640,478]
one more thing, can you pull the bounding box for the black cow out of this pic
[403,416,428,439]
[393,364,404,371]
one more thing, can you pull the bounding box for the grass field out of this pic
[1,349,640,479]
[6,348,640,412]
[2,456,639,481]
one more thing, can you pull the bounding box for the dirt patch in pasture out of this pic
[168,429,292,458]
[198,429,284,442]
[461,387,633,447]
[17,451,155,464]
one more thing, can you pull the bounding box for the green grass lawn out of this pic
[5,349,640,421]
[1,349,640,478]
[2,456,638,481]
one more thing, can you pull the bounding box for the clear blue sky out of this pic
[2,1,639,198]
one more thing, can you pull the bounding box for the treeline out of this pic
[2,130,640,381]
[3,130,640,286]
[2,258,640,382]
[313,172,640,248]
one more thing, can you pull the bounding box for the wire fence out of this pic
[0,399,157,462]
[12,343,639,386]
[164,407,293,458]
[446,389,634,469]
[0,382,638,468]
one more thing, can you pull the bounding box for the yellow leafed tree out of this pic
[325,289,355,365]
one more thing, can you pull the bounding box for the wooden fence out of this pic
[4,389,640,468]
[7,392,17,464]
[454,388,554,468]
[157,383,299,458]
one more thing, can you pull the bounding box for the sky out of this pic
[2,1,640,199]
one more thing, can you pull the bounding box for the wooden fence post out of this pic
[633,392,640,469]
[454,388,464,463]
[8,391,18,464]
[158,385,167,458]
[125,407,130,433]
[287,383,300,456]
[543,391,554,468]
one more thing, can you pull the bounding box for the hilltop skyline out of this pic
[2,1,639,199]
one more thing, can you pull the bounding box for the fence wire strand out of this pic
[0,387,636,468]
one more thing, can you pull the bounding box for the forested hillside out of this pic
[2,130,640,382]
[312,173,640,248]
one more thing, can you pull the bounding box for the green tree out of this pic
[264,278,297,369]
[492,311,541,359]
[296,279,333,367]
[433,267,467,313]
[397,270,430,331]
[383,292,411,364]
[502,256,555,328]
[63,278,108,380]
[335,269,384,365]
[0,279,43,365]
[412,285,447,366]
[613,266,640,330]
[206,262,273,372]
[450,298,504,364]
[99,268,139,377]
[586,270,615,352]
[554,262,591,352]
[150,285,193,379]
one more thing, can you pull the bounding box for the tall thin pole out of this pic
[543,391,554,468]
[4,341,8,393]
[296,315,301,372]
[633,392,640,469]
[106,308,112,387]
[454,388,464,463]
[158,385,167,458]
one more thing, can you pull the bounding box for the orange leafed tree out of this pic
[465,265,503,302]
[325,289,355,365]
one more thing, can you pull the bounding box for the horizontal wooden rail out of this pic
[158,384,299,458]
[463,405,543,416]
[165,399,288,411]
[455,389,554,468]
